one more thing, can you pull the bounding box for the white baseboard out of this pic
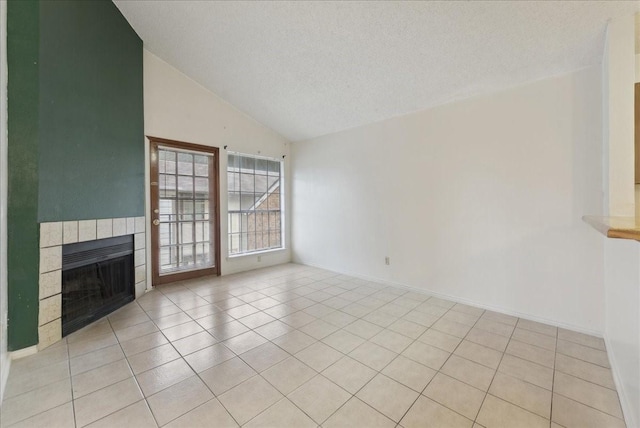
[295,259,604,338]
[604,336,637,428]
[0,351,10,403]
[10,345,38,360]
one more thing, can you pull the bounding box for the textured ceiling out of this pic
[114,1,640,142]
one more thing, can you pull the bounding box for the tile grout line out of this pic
[307,292,461,426]
[214,270,336,427]
[106,312,161,428]
[66,338,78,428]
[231,276,365,427]
[419,303,489,424]
[376,304,464,426]
[4,264,625,428]
[147,276,315,427]
[140,285,242,428]
[148,270,624,426]
[471,315,518,425]
[550,325,558,428]
[211,274,393,426]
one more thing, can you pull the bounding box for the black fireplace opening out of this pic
[62,235,135,337]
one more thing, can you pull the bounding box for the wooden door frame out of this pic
[148,136,221,285]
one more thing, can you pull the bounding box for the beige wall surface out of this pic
[292,66,604,335]
[143,50,292,276]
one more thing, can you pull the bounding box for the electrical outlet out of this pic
[257,255,262,262]
[385,256,390,265]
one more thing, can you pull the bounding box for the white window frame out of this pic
[227,151,284,257]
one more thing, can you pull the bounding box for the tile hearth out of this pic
[1,263,627,428]
[38,217,148,349]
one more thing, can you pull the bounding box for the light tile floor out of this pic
[0,263,627,428]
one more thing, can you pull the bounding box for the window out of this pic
[227,152,283,255]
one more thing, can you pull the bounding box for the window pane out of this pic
[177,152,193,175]
[179,200,194,221]
[160,246,178,269]
[180,245,194,266]
[228,172,239,192]
[241,215,249,235]
[254,232,263,250]
[267,176,280,191]
[269,211,277,229]
[195,177,208,194]
[255,175,268,194]
[227,153,283,256]
[178,176,193,194]
[268,194,280,210]
[228,154,239,170]
[229,213,240,233]
[160,222,177,246]
[255,212,266,233]
[229,234,240,254]
[241,194,255,210]
[195,200,209,221]
[269,231,281,248]
[180,222,194,244]
[195,243,210,265]
[247,232,256,251]
[253,194,266,210]
[228,192,240,211]
[160,175,176,198]
[240,173,255,192]
[256,159,268,175]
[239,233,248,253]
[161,150,176,174]
[194,155,208,177]
[241,156,255,171]
[159,199,173,215]
[195,221,209,242]
[268,160,280,174]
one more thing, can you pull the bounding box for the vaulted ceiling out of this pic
[114,1,639,142]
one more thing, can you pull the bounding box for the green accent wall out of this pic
[6,0,144,350]
[7,0,41,350]
[38,0,144,222]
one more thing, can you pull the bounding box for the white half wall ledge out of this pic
[583,215,640,241]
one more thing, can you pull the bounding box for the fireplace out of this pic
[38,216,148,349]
[61,235,135,336]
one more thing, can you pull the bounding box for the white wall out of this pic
[604,239,639,428]
[143,50,291,276]
[0,0,9,402]
[292,66,605,334]
[602,16,639,428]
[603,16,636,217]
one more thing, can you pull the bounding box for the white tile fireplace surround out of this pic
[38,216,148,349]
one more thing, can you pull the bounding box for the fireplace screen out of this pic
[62,235,134,336]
